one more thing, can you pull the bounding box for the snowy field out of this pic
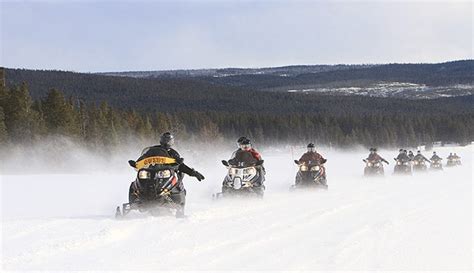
[1,144,472,272]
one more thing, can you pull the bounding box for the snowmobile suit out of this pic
[298,152,326,165]
[430,155,442,161]
[230,148,262,161]
[367,153,388,163]
[396,153,410,162]
[414,154,430,162]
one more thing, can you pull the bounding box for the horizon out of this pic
[3,58,472,74]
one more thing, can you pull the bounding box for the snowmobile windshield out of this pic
[228,150,258,168]
[135,146,178,169]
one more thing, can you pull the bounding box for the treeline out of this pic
[1,82,472,149]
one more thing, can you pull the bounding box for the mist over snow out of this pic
[1,141,472,271]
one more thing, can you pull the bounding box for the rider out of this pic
[298,143,327,165]
[408,150,415,161]
[453,153,462,164]
[396,149,410,162]
[230,137,262,161]
[365,148,389,164]
[298,143,327,182]
[136,132,205,217]
[430,151,442,161]
[447,153,454,160]
[413,150,430,163]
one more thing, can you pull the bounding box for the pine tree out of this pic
[7,83,42,142]
[0,106,8,144]
[42,89,80,137]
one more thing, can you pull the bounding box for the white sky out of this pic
[1,0,472,72]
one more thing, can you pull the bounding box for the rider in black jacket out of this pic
[136,132,204,217]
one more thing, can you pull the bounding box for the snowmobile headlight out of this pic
[138,170,151,179]
[310,166,320,171]
[300,165,308,171]
[243,167,257,181]
[367,162,373,167]
[414,161,419,165]
[156,170,171,178]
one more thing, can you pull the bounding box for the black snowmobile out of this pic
[393,158,412,175]
[363,159,385,176]
[115,147,185,218]
[213,150,265,199]
[430,159,443,171]
[290,160,328,190]
[412,159,428,172]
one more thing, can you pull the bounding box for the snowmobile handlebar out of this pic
[222,159,264,168]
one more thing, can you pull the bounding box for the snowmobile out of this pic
[412,159,428,172]
[430,159,443,171]
[290,160,328,190]
[213,150,265,199]
[393,158,412,175]
[446,158,457,167]
[115,148,185,219]
[362,159,385,176]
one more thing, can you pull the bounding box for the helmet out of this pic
[160,132,174,147]
[239,138,251,150]
[417,150,421,154]
[307,143,315,152]
[237,136,247,144]
[399,149,403,153]
[433,151,437,154]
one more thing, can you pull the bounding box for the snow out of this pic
[1,145,473,271]
[286,82,474,99]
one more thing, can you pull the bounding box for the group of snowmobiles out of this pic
[116,134,327,219]
[363,148,462,177]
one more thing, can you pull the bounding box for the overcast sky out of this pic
[1,0,472,72]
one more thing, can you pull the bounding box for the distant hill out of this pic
[3,65,474,115]
[3,61,473,113]
[98,60,474,99]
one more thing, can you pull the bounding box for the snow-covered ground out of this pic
[287,82,474,99]
[1,145,472,271]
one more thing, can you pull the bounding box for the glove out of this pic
[193,170,205,181]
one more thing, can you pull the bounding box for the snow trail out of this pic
[1,145,472,271]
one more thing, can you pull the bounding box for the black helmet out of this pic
[307,143,315,148]
[399,149,403,152]
[241,138,251,145]
[417,150,421,154]
[160,132,174,147]
[237,136,247,144]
